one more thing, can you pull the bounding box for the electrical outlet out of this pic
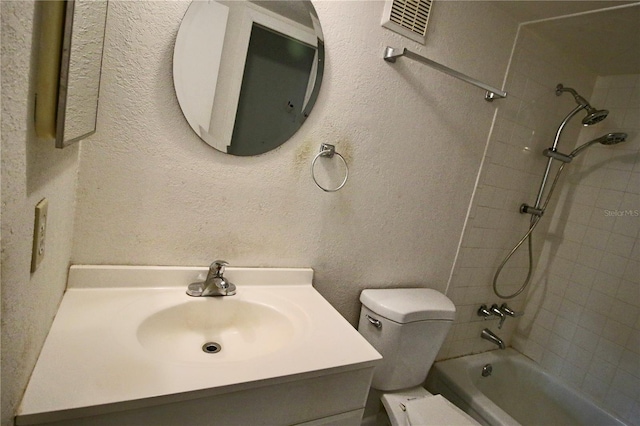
[31,198,48,273]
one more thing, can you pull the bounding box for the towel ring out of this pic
[311,143,349,192]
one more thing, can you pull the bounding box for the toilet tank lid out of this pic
[360,288,456,323]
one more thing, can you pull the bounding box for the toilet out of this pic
[358,288,480,426]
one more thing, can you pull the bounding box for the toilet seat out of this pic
[381,387,480,426]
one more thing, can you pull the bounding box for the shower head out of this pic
[570,132,628,158]
[556,84,609,126]
[582,106,609,126]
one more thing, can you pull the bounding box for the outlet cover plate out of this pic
[31,198,48,272]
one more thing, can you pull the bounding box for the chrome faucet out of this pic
[186,260,237,297]
[500,303,523,319]
[481,328,505,349]
[490,304,506,329]
[478,303,523,329]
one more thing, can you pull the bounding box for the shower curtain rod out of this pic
[383,46,507,102]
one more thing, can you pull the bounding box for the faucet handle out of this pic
[477,304,493,319]
[209,260,229,277]
[490,304,507,329]
[500,303,523,317]
[490,304,505,317]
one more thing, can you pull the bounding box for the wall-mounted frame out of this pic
[35,0,108,148]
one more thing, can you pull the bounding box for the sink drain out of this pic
[202,342,222,354]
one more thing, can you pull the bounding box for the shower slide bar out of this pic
[383,47,507,102]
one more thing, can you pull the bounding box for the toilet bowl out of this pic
[357,288,479,426]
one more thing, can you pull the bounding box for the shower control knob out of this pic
[477,305,493,319]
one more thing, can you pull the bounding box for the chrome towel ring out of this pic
[311,143,348,192]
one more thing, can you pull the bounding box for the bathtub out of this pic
[426,349,626,426]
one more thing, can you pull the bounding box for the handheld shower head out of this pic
[556,84,609,126]
[570,132,628,158]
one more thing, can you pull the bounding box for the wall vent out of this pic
[381,0,433,45]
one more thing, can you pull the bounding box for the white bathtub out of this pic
[426,349,626,426]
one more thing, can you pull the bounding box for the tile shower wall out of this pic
[439,26,597,359]
[513,74,640,425]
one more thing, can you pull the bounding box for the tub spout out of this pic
[481,328,505,349]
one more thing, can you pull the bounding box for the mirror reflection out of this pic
[173,0,324,156]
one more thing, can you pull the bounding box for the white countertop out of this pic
[17,266,381,425]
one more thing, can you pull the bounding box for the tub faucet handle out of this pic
[477,304,493,319]
[500,303,523,318]
[490,304,507,329]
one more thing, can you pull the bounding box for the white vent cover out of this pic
[381,0,433,45]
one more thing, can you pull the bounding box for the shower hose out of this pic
[493,162,567,299]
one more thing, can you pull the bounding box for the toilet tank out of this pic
[357,288,455,391]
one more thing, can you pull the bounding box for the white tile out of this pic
[602,169,632,192]
[621,192,640,212]
[523,340,544,363]
[588,357,617,384]
[563,221,588,242]
[591,271,622,297]
[579,310,607,335]
[530,323,552,346]
[576,246,605,268]
[612,215,639,238]
[566,343,593,370]
[606,233,636,258]
[595,189,625,211]
[548,332,571,357]
[572,185,600,208]
[565,282,591,305]
[626,173,639,193]
[624,261,639,284]
[604,318,632,347]
[560,361,586,388]
[611,370,640,399]
[609,299,640,328]
[619,349,640,378]
[626,329,640,353]
[541,349,564,375]
[588,208,616,231]
[571,264,598,285]
[595,338,624,365]
[554,314,579,340]
[605,87,634,109]
[573,326,600,352]
[606,74,640,89]
[616,280,640,307]
[622,108,640,130]
[586,289,615,313]
[599,252,629,278]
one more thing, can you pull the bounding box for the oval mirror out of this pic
[173,0,324,156]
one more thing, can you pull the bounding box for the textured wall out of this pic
[1,2,79,425]
[71,0,518,324]
[514,73,640,425]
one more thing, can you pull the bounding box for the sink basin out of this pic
[136,297,299,362]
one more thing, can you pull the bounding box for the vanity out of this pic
[16,266,381,426]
